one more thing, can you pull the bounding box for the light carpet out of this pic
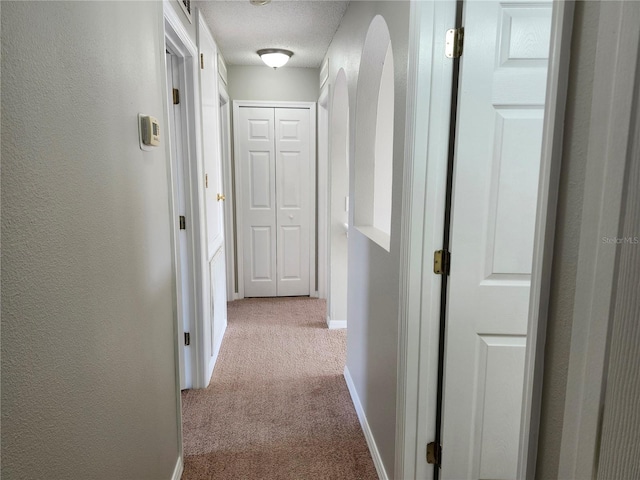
[181,297,378,479]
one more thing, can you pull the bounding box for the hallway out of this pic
[181,298,377,479]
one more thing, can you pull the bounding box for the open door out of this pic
[198,12,228,385]
[439,0,552,477]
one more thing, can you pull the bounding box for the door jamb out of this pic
[164,4,206,390]
[233,100,317,299]
[218,81,236,302]
[318,86,330,300]
[395,0,574,478]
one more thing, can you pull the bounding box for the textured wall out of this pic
[323,2,410,475]
[596,77,640,479]
[535,2,600,478]
[227,65,320,102]
[1,2,180,479]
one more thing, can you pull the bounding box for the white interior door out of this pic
[441,1,552,478]
[238,107,277,297]
[275,108,311,297]
[198,16,227,381]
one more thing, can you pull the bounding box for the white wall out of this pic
[227,65,319,102]
[328,70,350,323]
[323,2,410,475]
[1,2,181,478]
[372,43,394,237]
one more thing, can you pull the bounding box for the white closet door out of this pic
[275,108,311,296]
[238,107,277,297]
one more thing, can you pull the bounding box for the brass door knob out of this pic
[217,193,226,201]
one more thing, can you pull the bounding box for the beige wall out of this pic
[227,65,319,102]
[1,2,180,478]
[535,2,599,478]
[323,2,410,475]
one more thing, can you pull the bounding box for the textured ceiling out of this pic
[194,1,349,68]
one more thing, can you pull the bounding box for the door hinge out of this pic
[200,53,204,69]
[172,88,180,105]
[184,332,190,346]
[179,215,186,230]
[427,442,442,465]
[445,28,464,58]
[434,249,451,275]
[205,173,208,188]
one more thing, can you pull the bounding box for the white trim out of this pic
[176,0,192,24]
[344,367,388,480]
[318,85,330,300]
[218,53,228,85]
[218,81,236,302]
[233,100,317,299]
[171,456,184,480]
[164,0,202,392]
[518,1,575,478]
[326,316,347,330]
[395,1,455,478]
[162,6,187,472]
[164,1,196,54]
[558,3,640,478]
[320,57,329,89]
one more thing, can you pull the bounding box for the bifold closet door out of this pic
[238,106,311,297]
[275,108,311,296]
[239,107,277,297]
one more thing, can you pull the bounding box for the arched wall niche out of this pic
[354,15,394,252]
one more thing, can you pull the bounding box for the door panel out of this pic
[276,108,310,296]
[441,0,551,477]
[239,107,277,297]
[210,247,227,367]
[198,17,227,383]
[199,28,224,258]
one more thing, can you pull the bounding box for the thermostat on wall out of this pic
[138,114,160,150]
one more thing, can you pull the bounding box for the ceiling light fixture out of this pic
[257,49,293,69]
[250,0,271,6]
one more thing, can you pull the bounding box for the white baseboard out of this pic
[343,366,389,480]
[327,315,347,329]
[171,456,183,480]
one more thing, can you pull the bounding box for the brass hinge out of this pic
[434,249,451,275]
[445,28,464,58]
[172,88,180,105]
[200,53,204,69]
[427,442,442,465]
[179,216,186,230]
[205,173,208,188]
[184,332,190,346]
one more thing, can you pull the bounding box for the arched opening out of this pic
[327,68,349,328]
[354,15,394,251]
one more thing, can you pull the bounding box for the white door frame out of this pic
[395,0,574,478]
[232,100,317,299]
[164,5,209,390]
[317,86,330,300]
[218,80,236,302]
